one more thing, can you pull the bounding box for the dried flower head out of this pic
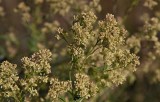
[144,0,158,9]
[74,73,98,99]
[0,7,4,17]
[46,78,71,101]
[0,0,4,16]
[0,61,19,98]
[58,11,139,93]
[21,49,52,97]
[15,2,31,22]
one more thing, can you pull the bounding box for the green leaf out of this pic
[59,96,66,102]
[75,97,84,102]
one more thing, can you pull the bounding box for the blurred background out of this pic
[0,0,160,102]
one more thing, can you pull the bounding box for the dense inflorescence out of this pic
[0,0,4,17]
[57,11,140,99]
[0,11,139,101]
[144,0,158,9]
[0,61,19,99]
[47,78,71,101]
[1,0,160,102]
[20,49,52,97]
[74,73,98,99]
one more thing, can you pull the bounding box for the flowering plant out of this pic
[0,11,139,102]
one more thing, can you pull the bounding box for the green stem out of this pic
[123,0,140,23]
